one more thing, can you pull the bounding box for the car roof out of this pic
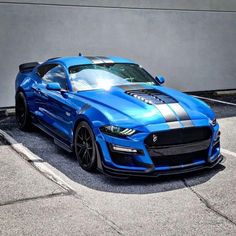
[47,56,135,68]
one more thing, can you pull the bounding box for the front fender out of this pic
[72,105,111,140]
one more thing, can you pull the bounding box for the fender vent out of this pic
[126,89,176,105]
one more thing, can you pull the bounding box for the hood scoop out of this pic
[125,89,177,105]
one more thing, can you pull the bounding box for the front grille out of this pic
[145,127,212,147]
[150,150,208,168]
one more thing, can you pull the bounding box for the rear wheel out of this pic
[15,92,32,130]
[74,121,97,171]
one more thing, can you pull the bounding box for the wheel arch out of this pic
[72,113,107,172]
[72,107,110,146]
[15,88,30,110]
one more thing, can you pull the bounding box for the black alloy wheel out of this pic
[74,121,97,171]
[15,92,32,130]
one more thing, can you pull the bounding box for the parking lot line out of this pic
[0,129,75,194]
[221,148,236,158]
[193,95,236,106]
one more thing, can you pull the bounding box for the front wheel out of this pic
[74,121,97,172]
[15,92,32,130]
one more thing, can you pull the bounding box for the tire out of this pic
[15,92,32,131]
[74,121,97,172]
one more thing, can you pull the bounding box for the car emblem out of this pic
[152,134,158,143]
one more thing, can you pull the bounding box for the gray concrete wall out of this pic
[0,0,236,107]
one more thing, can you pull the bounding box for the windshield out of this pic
[69,63,156,91]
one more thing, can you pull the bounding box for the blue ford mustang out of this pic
[15,56,222,177]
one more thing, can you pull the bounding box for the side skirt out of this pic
[33,122,73,153]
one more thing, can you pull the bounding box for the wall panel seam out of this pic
[0,1,236,13]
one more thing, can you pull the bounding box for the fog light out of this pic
[111,144,138,153]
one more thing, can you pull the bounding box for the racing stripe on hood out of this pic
[122,87,193,128]
[98,56,114,63]
[122,87,181,128]
[86,56,104,64]
[86,56,114,64]
[167,121,183,129]
[181,120,194,128]
[168,103,194,127]
[155,104,178,123]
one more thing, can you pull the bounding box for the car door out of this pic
[36,64,76,142]
[32,63,56,123]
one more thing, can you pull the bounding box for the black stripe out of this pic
[122,87,180,124]
[77,104,91,114]
[169,103,194,127]
[169,103,191,120]
[155,104,178,122]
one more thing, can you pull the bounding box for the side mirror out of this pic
[155,75,165,84]
[46,82,61,91]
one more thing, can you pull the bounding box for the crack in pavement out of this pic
[0,191,71,207]
[0,129,123,235]
[0,191,124,235]
[73,194,124,235]
[182,179,236,226]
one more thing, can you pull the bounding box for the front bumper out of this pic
[96,123,222,178]
[98,154,223,178]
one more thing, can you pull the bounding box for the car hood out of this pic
[74,84,214,127]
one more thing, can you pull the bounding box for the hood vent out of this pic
[126,89,176,105]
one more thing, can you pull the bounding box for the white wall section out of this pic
[0,0,236,107]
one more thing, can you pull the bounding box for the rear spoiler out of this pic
[19,62,39,73]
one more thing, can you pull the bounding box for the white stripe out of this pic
[0,129,74,192]
[221,148,236,158]
[0,117,11,123]
[181,120,194,127]
[155,104,177,122]
[167,121,182,129]
[193,95,236,106]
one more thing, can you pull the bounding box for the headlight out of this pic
[100,125,136,137]
[210,118,217,126]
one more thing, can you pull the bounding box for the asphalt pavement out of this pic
[0,94,236,235]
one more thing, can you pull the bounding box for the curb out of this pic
[0,129,75,194]
[0,108,15,118]
[215,90,236,95]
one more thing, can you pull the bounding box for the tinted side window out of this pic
[40,64,68,90]
[37,64,57,78]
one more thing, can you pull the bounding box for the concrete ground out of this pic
[0,94,236,235]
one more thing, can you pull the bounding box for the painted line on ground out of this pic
[0,116,13,123]
[0,129,75,194]
[193,95,236,106]
[1,126,235,187]
[221,148,236,158]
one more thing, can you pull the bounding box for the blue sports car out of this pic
[15,56,222,177]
